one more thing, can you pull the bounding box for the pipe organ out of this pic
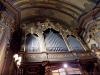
[26,33,39,52]
[67,36,84,51]
[24,20,85,53]
[44,29,68,52]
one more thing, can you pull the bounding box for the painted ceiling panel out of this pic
[3,0,99,29]
[21,8,75,26]
[64,0,96,9]
[6,0,98,9]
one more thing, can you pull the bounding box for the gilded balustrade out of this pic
[20,51,95,62]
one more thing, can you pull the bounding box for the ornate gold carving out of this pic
[22,19,73,38]
[22,19,84,52]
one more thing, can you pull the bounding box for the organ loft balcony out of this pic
[18,19,96,63]
[19,50,96,62]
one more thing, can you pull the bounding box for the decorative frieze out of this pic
[21,51,94,62]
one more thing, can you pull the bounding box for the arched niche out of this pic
[25,33,40,52]
[43,28,68,52]
[67,35,85,51]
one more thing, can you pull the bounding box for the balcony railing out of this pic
[20,51,95,62]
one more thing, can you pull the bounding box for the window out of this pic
[52,67,82,75]
[52,68,66,75]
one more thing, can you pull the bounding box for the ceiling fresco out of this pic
[0,0,100,30]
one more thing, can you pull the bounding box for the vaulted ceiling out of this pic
[1,0,100,29]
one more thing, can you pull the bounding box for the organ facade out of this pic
[0,0,100,75]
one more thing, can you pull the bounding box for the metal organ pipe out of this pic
[26,34,39,52]
[45,30,68,52]
[67,36,84,51]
